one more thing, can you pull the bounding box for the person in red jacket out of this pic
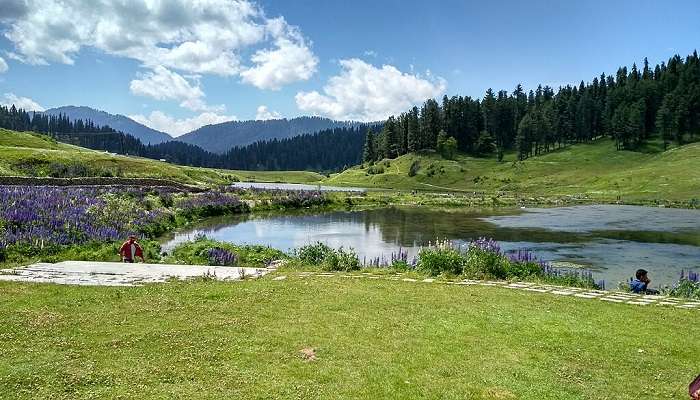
[119,235,145,263]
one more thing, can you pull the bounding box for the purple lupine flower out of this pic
[207,247,237,266]
[470,237,502,254]
[0,185,172,248]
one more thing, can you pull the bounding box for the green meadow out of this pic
[0,274,697,400]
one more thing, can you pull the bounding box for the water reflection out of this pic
[229,182,365,192]
[161,205,700,286]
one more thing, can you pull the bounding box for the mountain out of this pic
[176,116,362,153]
[42,106,172,144]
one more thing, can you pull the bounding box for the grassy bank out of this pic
[326,138,700,202]
[0,186,333,270]
[0,129,324,186]
[2,128,700,205]
[0,275,697,399]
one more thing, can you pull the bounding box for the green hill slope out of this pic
[0,129,324,186]
[326,138,700,201]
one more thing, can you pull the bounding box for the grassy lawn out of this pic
[1,275,697,399]
[0,129,324,186]
[326,138,700,201]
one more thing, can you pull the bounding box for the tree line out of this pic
[0,105,372,172]
[364,51,700,163]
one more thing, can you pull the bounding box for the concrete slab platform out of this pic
[0,261,270,287]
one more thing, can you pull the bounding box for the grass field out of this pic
[326,138,700,201]
[0,129,324,186]
[0,274,697,399]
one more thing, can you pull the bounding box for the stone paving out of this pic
[0,261,271,286]
[1,262,698,310]
[284,271,700,310]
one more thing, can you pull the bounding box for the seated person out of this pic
[629,269,659,294]
[691,374,700,400]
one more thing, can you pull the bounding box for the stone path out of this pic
[2,262,697,310]
[0,261,271,286]
[281,271,700,310]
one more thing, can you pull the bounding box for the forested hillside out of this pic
[0,105,373,172]
[42,106,172,144]
[178,116,362,153]
[365,52,700,163]
[222,126,372,171]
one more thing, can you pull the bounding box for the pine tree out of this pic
[381,116,399,158]
[475,130,496,156]
[516,112,534,160]
[363,129,376,163]
[407,106,420,153]
[656,100,673,150]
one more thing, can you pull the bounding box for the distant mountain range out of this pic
[43,106,363,153]
[42,106,172,145]
[177,117,362,153]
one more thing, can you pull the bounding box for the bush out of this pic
[367,165,385,175]
[296,242,360,271]
[297,242,333,265]
[664,276,700,300]
[321,247,360,272]
[390,260,411,272]
[416,237,600,288]
[408,160,421,177]
[165,237,285,268]
[418,241,464,276]
[463,246,510,279]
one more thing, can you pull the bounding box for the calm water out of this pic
[161,205,700,287]
[229,182,365,192]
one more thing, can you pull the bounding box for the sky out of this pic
[0,0,699,137]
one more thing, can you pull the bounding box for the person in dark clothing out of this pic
[690,374,700,399]
[629,269,659,294]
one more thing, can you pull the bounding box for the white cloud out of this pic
[295,59,447,122]
[1,93,45,111]
[129,111,236,137]
[240,21,318,90]
[1,0,317,87]
[129,66,222,112]
[0,56,7,73]
[255,105,281,120]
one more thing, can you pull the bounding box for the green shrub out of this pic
[296,242,360,271]
[418,244,464,276]
[297,242,333,265]
[665,279,700,300]
[390,260,411,272]
[321,247,360,272]
[165,237,285,268]
[408,160,421,177]
[504,261,545,279]
[367,165,385,175]
[463,246,509,279]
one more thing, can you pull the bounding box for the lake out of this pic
[161,205,700,287]
[229,182,365,192]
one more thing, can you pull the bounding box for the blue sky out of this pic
[0,0,699,136]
